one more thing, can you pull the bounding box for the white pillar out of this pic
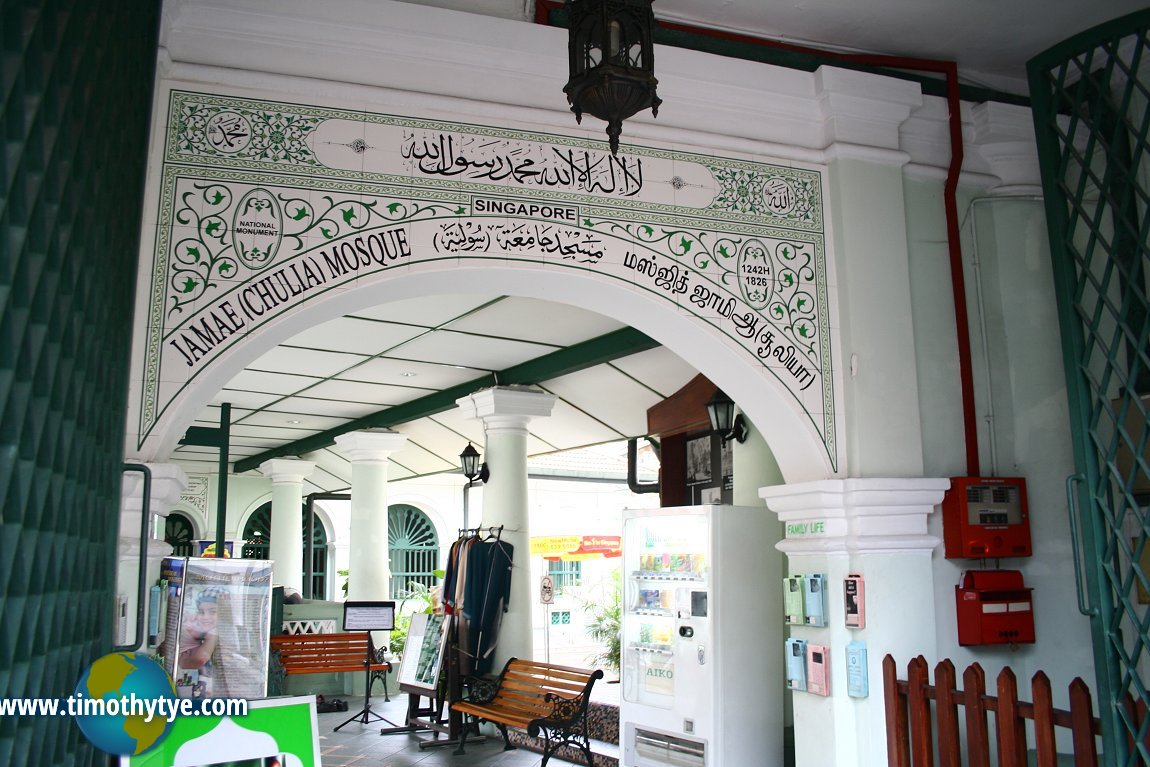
[334,429,408,601]
[118,463,188,649]
[760,477,948,767]
[456,387,557,668]
[259,458,315,591]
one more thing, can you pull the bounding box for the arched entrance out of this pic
[126,90,841,485]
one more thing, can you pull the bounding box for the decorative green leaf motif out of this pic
[797,297,807,311]
[680,237,692,253]
[218,262,234,276]
[642,225,653,236]
[718,245,731,258]
[781,246,790,258]
[204,221,221,236]
[320,227,333,239]
[209,191,224,205]
[584,218,594,227]
[290,207,309,221]
[798,323,811,338]
[180,277,199,293]
[783,274,794,286]
[772,306,785,318]
[388,203,402,214]
[341,207,357,224]
[186,246,201,262]
[456,207,466,215]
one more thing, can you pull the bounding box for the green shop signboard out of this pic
[121,696,320,767]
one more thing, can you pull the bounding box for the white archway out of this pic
[136,263,833,483]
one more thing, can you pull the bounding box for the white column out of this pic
[259,458,315,591]
[456,387,557,668]
[334,429,408,601]
[118,463,188,649]
[815,67,928,478]
[760,477,949,767]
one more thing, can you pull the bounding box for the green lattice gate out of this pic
[0,1,158,764]
[1029,11,1150,764]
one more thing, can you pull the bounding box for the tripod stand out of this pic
[334,641,398,731]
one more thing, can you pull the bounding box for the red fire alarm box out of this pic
[943,476,1031,559]
[955,570,1035,646]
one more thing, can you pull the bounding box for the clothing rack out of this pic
[457,524,504,540]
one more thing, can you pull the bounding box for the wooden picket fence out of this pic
[883,654,1103,766]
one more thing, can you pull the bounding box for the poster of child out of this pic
[176,585,228,698]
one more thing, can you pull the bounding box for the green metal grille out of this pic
[1029,10,1150,764]
[0,0,158,764]
[388,504,439,596]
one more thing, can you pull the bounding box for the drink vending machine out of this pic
[621,505,782,767]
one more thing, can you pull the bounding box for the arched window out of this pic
[242,502,329,599]
[164,512,195,557]
[388,504,439,596]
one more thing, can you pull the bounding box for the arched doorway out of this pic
[242,502,330,598]
[388,504,440,597]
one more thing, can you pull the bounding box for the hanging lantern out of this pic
[563,0,661,155]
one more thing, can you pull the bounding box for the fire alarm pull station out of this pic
[943,477,1031,559]
[955,570,1035,646]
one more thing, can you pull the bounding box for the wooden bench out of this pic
[269,632,392,703]
[451,657,604,766]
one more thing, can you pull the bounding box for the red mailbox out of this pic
[955,570,1035,646]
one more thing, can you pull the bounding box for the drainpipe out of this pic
[535,8,983,476]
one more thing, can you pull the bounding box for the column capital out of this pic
[814,65,922,155]
[334,429,408,463]
[121,462,189,513]
[969,101,1043,194]
[760,477,949,554]
[259,457,316,485]
[455,386,557,434]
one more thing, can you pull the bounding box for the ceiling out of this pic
[401,0,1145,94]
[172,295,699,492]
[165,0,1142,490]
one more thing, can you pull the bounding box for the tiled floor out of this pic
[316,693,582,767]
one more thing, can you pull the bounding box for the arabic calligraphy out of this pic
[402,131,644,197]
[434,220,605,263]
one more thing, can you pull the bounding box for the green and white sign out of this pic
[138,90,836,469]
[121,695,320,767]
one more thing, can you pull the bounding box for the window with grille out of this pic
[388,504,440,596]
[547,560,583,592]
[164,512,195,557]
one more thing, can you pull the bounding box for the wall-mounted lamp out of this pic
[706,389,748,444]
[460,442,490,484]
[563,0,661,155]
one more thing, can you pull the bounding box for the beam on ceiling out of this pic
[233,326,659,474]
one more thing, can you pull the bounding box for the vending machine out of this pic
[621,505,782,767]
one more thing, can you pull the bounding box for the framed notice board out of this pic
[396,613,449,694]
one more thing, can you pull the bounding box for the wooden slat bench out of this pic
[451,657,604,765]
[269,632,392,703]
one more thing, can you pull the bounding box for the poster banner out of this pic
[396,613,448,694]
[120,695,320,767]
[173,558,273,699]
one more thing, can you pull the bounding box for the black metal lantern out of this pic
[706,389,748,444]
[564,0,661,155]
[460,442,490,483]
